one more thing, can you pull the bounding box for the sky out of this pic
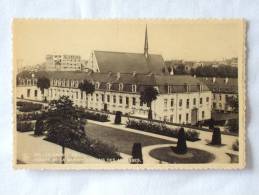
[13,20,244,67]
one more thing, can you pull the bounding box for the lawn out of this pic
[85,123,175,155]
[149,146,215,164]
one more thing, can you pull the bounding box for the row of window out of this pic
[165,111,205,123]
[163,97,210,108]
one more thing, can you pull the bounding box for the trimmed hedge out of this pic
[46,135,121,162]
[17,121,34,132]
[126,119,200,141]
[17,112,46,121]
[78,111,109,122]
[17,101,42,112]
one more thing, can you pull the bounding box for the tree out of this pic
[37,77,50,101]
[211,127,221,145]
[140,86,159,120]
[45,96,85,164]
[226,96,239,112]
[175,127,187,154]
[78,80,95,108]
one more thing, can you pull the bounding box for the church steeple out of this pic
[144,25,149,59]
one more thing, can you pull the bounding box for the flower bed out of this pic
[126,119,200,141]
[78,111,109,122]
[17,101,42,112]
[17,121,35,132]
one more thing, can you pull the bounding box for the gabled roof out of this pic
[93,50,167,75]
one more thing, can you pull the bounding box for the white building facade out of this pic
[17,72,212,125]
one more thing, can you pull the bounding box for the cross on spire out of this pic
[144,25,149,59]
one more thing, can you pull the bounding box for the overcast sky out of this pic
[13,20,244,67]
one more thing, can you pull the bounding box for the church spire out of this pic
[144,25,149,59]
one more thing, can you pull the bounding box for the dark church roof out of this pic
[94,50,167,75]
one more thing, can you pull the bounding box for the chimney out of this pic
[225,77,229,84]
[117,72,121,80]
[132,71,136,77]
[213,77,216,83]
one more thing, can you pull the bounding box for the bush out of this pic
[131,142,143,164]
[114,111,122,124]
[232,139,239,151]
[17,101,42,112]
[186,130,200,141]
[78,111,109,122]
[34,119,44,136]
[46,135,121,161]
[211,127,222,145]
[126,119,200,141]
[17,112,47,121]
[227,119,239,133]
[175,128,187,154]
[17,121,34,132]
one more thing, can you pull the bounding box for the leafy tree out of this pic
[140,86,159,120]
[45,96,85,164]
[37,77,50,101]
[78,80,95,108]
[175,127,187,154]
[226,96,239,112]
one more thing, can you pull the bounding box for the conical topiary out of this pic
[211,127,221,145]
[175,127,187,154]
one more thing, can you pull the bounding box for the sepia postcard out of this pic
[13,19,246,170]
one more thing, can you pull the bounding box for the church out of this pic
[85,26,169,75]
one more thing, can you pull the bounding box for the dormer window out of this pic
[95,82,100,89]
[74,80,79,88]
[106,83,111,90]
[71,80,74,88]
[132,84,137,93]
[119,83,124,91]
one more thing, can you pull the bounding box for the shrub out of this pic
[34,119,44,136]
[186,130,200,141]
[232,139,239,151]
[227,119,239,133]
[175,128,187,154]
[114,111,122,124]
[17,121,34,132]
[46,135,121,161]
[78,111,109,122]
[211,127,222,145]
[17,101,42,112]
[126,119,200,141]
[131,142,143,164]
[17,112,47,121]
